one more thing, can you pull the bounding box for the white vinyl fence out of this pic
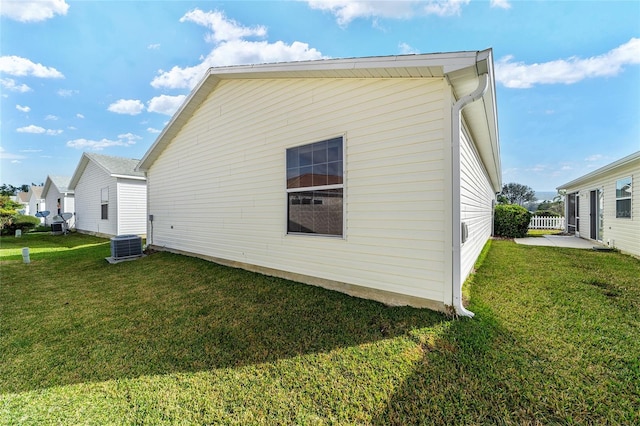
[529,215,565,230]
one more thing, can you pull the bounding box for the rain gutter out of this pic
[451,71,489,318]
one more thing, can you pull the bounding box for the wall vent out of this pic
[110,235,143,259]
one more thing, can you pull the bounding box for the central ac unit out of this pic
[110,234,143,259]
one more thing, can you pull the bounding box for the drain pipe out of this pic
[451,72,489,318]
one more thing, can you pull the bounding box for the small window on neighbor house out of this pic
[57,198,61,214]
[616,177,632,218]
[101,187,109,220]
[286,136,344,236]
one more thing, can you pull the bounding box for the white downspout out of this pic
[451,72,489,318]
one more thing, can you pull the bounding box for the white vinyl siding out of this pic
[564,159,640,257]
[74,161,117,236]
[44,186,75,228]
[28,192,45,224]
[148,78,449,304]
[117,180,147,235]
[459,127,495,281]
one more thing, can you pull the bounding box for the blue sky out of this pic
[1,0,638,193]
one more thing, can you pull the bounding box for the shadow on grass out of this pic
[1,235,448,395]
[372,304,527,425]
[373,242,640,425]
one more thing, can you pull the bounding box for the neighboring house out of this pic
[558,151,640,257]
[27,186,45,224]
[42,175,75,228]
[137,50,502,316]
[69,153,147,237]
[16,191,29,214]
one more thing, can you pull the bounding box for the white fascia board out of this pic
[137,50,489,173]
[68,153,90,190]
[557,151,640,190]
[112,174,147,181]
[42,177,53,198]
[137,74,221,172]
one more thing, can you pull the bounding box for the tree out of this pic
[0,184,17,196]
[536,193,564,216]
[500,182,536,206]
[1,195,22,232]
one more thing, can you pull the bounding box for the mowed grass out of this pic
[1,233,639,424]
[526,228,564,237]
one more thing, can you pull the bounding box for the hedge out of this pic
[494,204,532,238]
[1,214,41,236]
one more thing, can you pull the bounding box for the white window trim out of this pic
[615,176,632,219]
[101,187,109,220]
[285,134,346,238]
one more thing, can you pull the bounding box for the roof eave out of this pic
[138,50,500,183]
[557,151,640,190]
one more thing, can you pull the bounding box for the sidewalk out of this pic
[514,235,607,249]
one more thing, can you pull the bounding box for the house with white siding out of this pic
[27,186,45,224]
[558,151,640,258]
[16,191,29,214]
[137,50,501,316]
[69,153,147,237]
[42,175,75,228]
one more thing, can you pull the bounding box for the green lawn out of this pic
[1,233,639,424]
[526,229,563,237]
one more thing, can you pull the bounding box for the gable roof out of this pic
[29,185,43,200]
[42,175,73,198]
[17,191,30,203]
[69,152,145,190]
[137,50,501,191]
[557,151,640,190]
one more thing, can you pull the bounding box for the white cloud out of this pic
[496,38,640,89]
[58,89,78,97]
[148,43,161,50]
[147,127,161,134]
[180,9,267,43]
[585,154,605,162]
[0,0,69,22]
[1,78,31,92]
[423,0,470,17]
[45,114,59,120]
[147,94,187,116]
[0,147,26,160]
[399,42,419,55]
[490,0,511,9]
[11,160,22,164]
[19,149,42,153]
[107,99,145,115]
[118,133,142,142]
[16,124,62,135]
[66,136,137,150]
[16,104,31,112]
[307,0,469,25]
[0,55,64,78]
[152,39,325,90]
[151,10,325,90]
[76,113,84,119]
[16,125,45,134]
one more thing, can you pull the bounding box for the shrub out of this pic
[1,214,41,235]
[494,204,532,238]
[534,210,561,217]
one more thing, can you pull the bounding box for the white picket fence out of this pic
[529,215,565,230]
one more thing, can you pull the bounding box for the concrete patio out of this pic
[514,235,607,250]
